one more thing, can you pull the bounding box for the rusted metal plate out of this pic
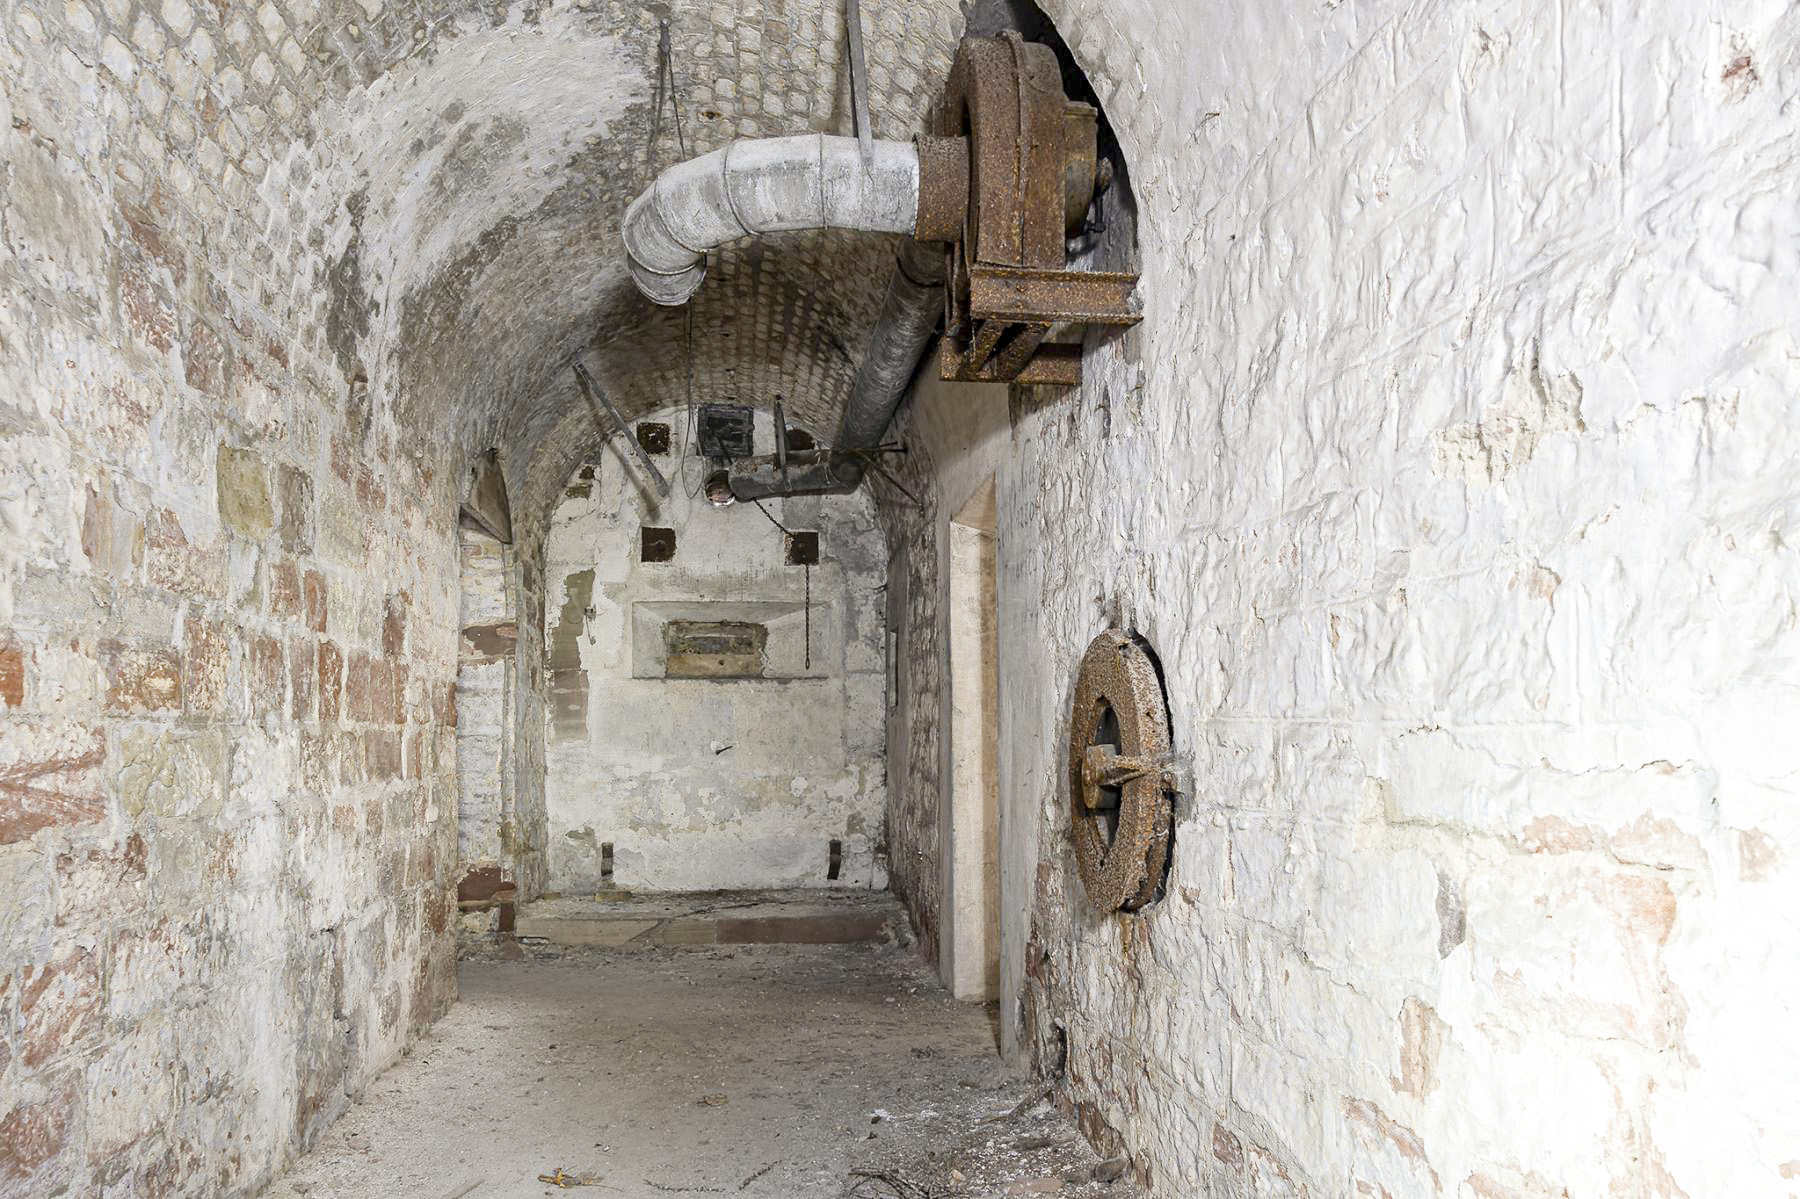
[914,134,970,242]
[967,266,1142,326]
[1067,629,1174,913]
[939,36,1023,268]
[1008,33,1068,270]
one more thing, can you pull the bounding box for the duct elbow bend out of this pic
[622,134,923,306]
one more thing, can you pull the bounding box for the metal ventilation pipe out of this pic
[623,134,924,306]
[622,134,966,495]
[727,237,946,501]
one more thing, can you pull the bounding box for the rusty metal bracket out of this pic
[1068,629,1174,913]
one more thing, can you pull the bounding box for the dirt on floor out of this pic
[264,940,1141,1199]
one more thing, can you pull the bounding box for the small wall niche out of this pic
[664,620,769,679]
[641,526,676,562]
[631,600,833,680]
[636,422,672,455]
[785,531,820,565]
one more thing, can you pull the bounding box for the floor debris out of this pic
[265,942,1141,1199]
[536,1168,606,1188]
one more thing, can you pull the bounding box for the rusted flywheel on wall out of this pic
[1067,630,1176,912]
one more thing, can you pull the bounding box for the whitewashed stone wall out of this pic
[0,2,468,1190]
[883,1,1800,1195]
[541,408,889,893]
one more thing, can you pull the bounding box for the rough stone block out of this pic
[118,726,224,823]
[0,1075,77,1192]
[83,1013,178,1163]
[344,652,375,724]
[17,947,102,1069]
[101,640,182,714]
[144,508,226,601]
[53,835,147,928]
[317,640,343,723]
[365,730,401,779]
[277,461,314,552]
[0,724,107,844]
[388,661,407,725]
[250,635,285,716]
[0,638,24,708]
[290,634,317,721]
[216,443,273,539]
[303,568,328,632]
[179,617,230,715]
[80,481,142,578]
[268,557,301,619]
[182,318,228,397]
[382,592,406,657]
[119,265,175,353]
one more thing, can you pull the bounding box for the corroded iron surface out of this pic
[1067,629,1174,913]
[931,34,1141,385]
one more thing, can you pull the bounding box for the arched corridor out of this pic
[3,0,1799,1195]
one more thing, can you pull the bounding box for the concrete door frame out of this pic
[942,476,1000,1001]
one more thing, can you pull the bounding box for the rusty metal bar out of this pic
[988,322,1051,380]
[571,359,671,498]
[968,265,1142,326]
[913,135,969,242]
[964,319,1007,372]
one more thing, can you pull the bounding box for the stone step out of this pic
[513,889,902,950]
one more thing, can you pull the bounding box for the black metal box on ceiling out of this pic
[697,403,755,459]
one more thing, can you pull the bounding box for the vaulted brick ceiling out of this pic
[175,0,964,529]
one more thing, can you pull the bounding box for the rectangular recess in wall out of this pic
[636,422,671,455]
[784,530,819,565]
[630,600,831,680]
[664,620,768,679]
[641,526,676,562]
[601,842,614,884]
[828,839,842,880]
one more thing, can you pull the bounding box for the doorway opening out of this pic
[943,476,1000,1001]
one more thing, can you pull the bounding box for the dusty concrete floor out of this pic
[266,942,1139,1199]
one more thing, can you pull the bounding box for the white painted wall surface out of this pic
[542,408,889,893]
[885,2,1800,1194]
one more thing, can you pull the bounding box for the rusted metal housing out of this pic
[1068,630,1175,912]
[930,34,1141,386]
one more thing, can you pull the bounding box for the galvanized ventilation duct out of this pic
[622,134,967,496]
[622,134,926,306]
